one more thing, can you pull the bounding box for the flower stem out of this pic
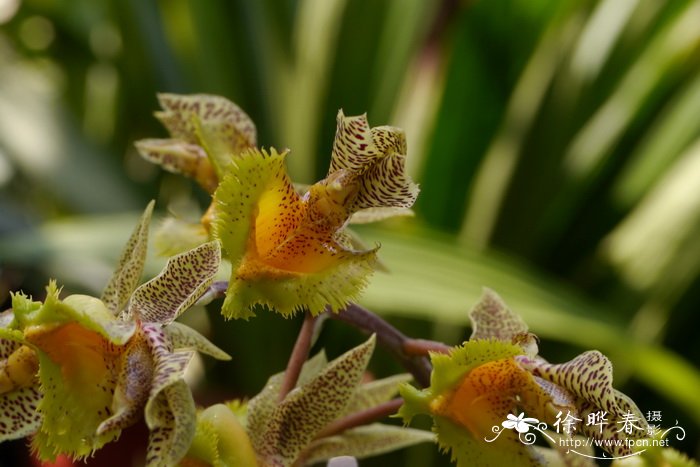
[314,398,403,439]
[329,303,432,387]
[279,311,318,402]
[403,338,451,356]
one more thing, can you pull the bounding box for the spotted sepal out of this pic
[329,111,379,174]
[164,321,231,361]
[155,93,257,177]
[303,424,435,466]
[141,324,196,466]
[252,336,376,467]
[97,336,154,435]
[348,206,414,224]
[469,289,538,357]
[144,379,196,467]
[341,373,412,416]
[0,385,42,442]
[577,391,649,458]
[350,151,419,211]
[129,241,221,325]
[0,308,42,442]
[135,139,218,193]
[246,351,328,444]
[329,111,418,212]
[515,351,645,423]
[101,201,154,316]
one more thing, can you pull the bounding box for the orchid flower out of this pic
[136,94,419,318]
[181,335,434,467]
[212,110,419,318]
[0,202,228,466]
[398,290,648,466]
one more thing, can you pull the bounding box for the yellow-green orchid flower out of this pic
[212,110,419,318]
[0,309,42,443]
[136,93,419,318]
[398,290,648,466]
[182,336,434,467]
[1,203,228,467]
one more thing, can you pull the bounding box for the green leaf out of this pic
[129,241,221,324]
[302,423,435,465]
[101,201,154,315]
[253,336,375,466]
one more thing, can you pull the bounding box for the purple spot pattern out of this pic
[129,241,220,325]
[329,110,419,211]
[101,201,153,315]
[97,336,154,435]
[213,148,378,317]
[145,380,195,467]
[254,336,375,466]
[0,385,41,441]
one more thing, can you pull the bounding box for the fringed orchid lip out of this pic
[211,110,418,319]
[2,203,229,467]
[398,290,650,466]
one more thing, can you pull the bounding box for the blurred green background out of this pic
[1,0,699,465]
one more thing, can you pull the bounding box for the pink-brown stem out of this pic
[403,338,451,356]
[279,311,318,402]
[314,398,404,439]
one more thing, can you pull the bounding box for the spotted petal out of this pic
[0,313,41,441]
[0,386,42,442]
[101,201,154,316]
[469,289,538,356]
[330,111,418,211]
[252,336,376,467]
[155,93,257,177]
[129,241,221,325]
[349,207,414,224]
[341,373,412,416]
[97,336,154,435]
[246,351,328,444]
[135,139,218,193]
[142,324,197,466]
[516,351,642,420]
[302,424,435,466]
[145,379,196,467]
